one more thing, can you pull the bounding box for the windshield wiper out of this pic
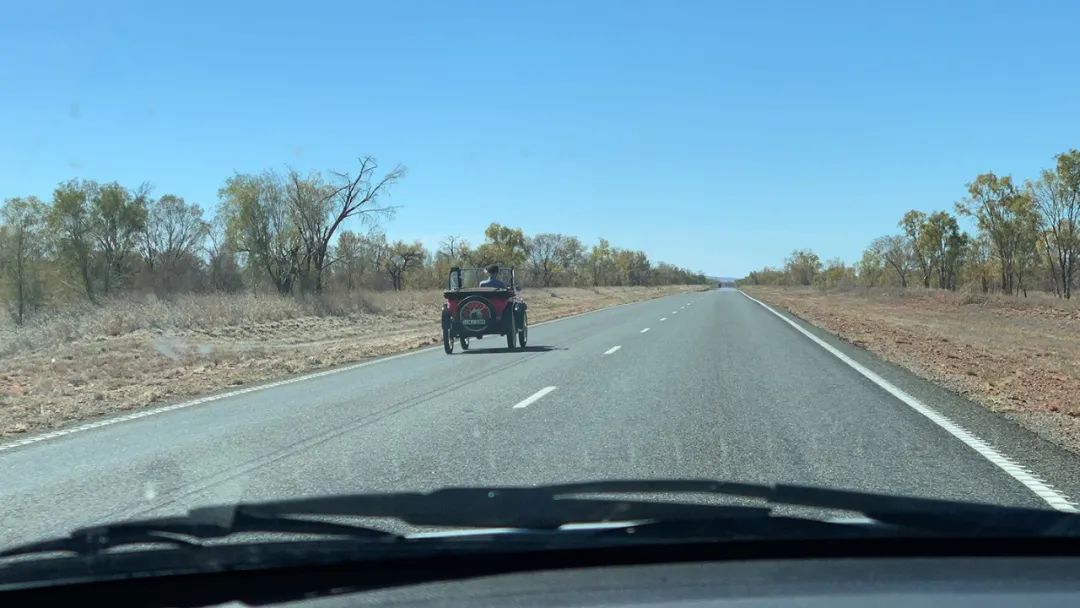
[535,480,1080,536]
[748,482,1080,536]
[255,479,1079,536]
[1,506,398,557]
[5,479,1077,559]
[0,482,778,559]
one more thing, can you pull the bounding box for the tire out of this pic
[460,336,470,351]
[457,295,496,337]
[517,310,528,349]
[443,327,454,354]
[506,311,517,350]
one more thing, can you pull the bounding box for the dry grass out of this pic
[744,286,1080,453]
[816,284,1080,316]
[0,286,698,438]
[0,292,399,358]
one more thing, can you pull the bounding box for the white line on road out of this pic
[512,386,557,409]
[740,291,1078,513]
[660,317,667,321]
[0,346,436,454]
[640,328,651,334]
[603,346,622,355]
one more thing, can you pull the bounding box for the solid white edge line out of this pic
[640,328,651,333]
[1,291,696,453]
[739,290,1078,513]
[512,386,557,409]
[603,346,622,355]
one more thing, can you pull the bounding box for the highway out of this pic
[3,288,1080,546]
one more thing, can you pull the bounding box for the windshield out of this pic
[449,267,515,290]
[2,0,1080,570]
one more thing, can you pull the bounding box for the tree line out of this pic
[742,149,1080,298]
[0,156,707,324]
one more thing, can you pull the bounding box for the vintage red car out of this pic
[441,266,528,354]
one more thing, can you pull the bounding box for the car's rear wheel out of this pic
[518,311,528,349]
[460,336,470,351]
[443,327,454,354]
[506,313,517,350]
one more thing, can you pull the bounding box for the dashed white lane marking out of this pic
[512,386,557,409]
[740,291,1078,513]
[660,317,667,322]
[673,311,679,315]
[0,293,684,453]
[640,328,651,334]
[603,346,622,355]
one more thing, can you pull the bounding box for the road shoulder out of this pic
[739,289,1080,510]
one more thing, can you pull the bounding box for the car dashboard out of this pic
[285,556,1080,607]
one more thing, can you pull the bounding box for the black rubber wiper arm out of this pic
[226,480,781,529]
[539,479,1080,536]
[1,482,771,558]
[757,483,1080,536]
[7,479,1077,559]
[1,508,398,557]
[0,483,771,558]
[260,479,1080,536]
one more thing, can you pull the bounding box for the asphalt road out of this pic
[3,289,1080,546]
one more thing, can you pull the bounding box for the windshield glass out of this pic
[2,0,1080,570]
[449,267,515,289]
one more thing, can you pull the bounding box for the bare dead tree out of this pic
[381,240,425,290]
[294,157,405,293]
[438,235,467,261]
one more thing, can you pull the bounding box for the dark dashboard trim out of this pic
[3,535,1080,606]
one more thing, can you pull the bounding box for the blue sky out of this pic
[2,0,1078,277]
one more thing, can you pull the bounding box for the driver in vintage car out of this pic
[479,264,507,289]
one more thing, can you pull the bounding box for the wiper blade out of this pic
[541,479,1080,535]
[754,483,1080,536]
[7,479,1077,560]
[156,484,774,546]
[1,482,771,559]
[1,506,398,557]
[545,479,1080,536]
[238,479,1080,535]
[234,481,772,528]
